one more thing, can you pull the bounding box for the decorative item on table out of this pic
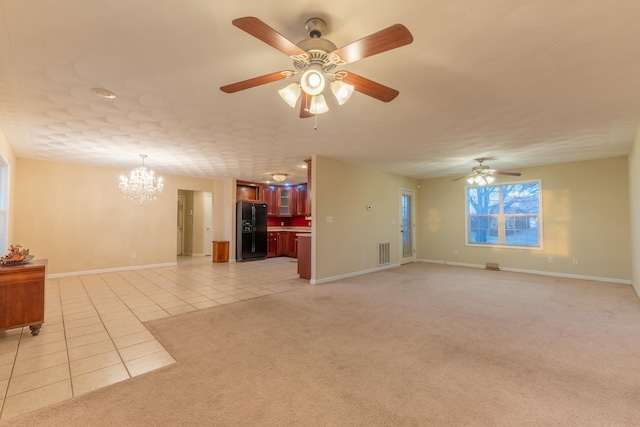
[1,245,35,266]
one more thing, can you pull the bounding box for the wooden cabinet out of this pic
[238,181,308,218]
[267,232,286,257]
[236,181,262,202]
[292,185,308,216]
[278,187,292,216]
[284,232,298,258]
[0,259,47,336]
[264,186,278,216]
[297,234,311,280]
[267,232,278,257]
[276,232,286,256]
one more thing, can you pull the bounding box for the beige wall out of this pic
[417,157,631,282]
[313,156,418,282]
[629,137,640,296]
[13,158,216,275]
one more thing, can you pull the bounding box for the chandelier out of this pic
[119,154,164,206]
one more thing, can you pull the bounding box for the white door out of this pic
[177,195,185,255]
[400,189,416,264]
[204,192,213,256]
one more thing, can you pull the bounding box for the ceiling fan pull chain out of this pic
[314,113,318,130]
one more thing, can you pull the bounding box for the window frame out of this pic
[464,179,543,251]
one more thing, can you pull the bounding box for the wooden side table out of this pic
[212,241,229,263]
[0,259,47,336]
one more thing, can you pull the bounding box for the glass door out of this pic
[400,189,415,264]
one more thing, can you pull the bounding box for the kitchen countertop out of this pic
[267,227,311,233]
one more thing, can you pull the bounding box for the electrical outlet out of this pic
[548,256,553,263]
[572,258,578,265]
[454,249,459,255]
[132,252,137,258]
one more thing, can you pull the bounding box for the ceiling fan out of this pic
[220,16,413,118]
[452,158,522,185]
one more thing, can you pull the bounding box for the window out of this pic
[466,181,541,249]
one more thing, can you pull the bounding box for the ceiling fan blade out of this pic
[492,171,522,176]
[451,175,469,182]
[299,92,314,118]
[332,24,413,64]
[342,72,399,102]
[232,17,306,57]
[220,71,294,93]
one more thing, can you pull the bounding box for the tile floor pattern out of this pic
[0,256,305,422]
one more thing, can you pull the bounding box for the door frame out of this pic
[400,188,416,264]
[203,192,213,255]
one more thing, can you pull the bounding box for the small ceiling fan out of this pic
[220,16,413,118]
[452,158,522,185]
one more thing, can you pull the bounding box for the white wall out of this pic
[417,157,631,283]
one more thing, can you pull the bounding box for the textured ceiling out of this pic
[0,0,639,185]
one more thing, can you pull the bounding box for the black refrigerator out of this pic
[236,201,268,261]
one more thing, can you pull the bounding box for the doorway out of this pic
[204,192,213,256]
[177,195,185,255]
[400,189,416,264]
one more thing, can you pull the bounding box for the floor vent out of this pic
[485,262,500,271]
[378,242,391,266]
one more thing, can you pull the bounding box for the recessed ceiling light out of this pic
[90,88,116,99]
[297,163,308,169]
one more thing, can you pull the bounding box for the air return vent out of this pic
[378,242,391,266]
[485,262,500,271]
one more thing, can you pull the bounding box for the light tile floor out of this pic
[0,256,305,422]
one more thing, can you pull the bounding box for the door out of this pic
[177,195,185,255]
[400,189,415,264]
[204,192,213,256]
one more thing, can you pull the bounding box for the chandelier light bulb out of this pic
[300,64,326,96]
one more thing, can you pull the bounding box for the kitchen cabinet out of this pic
[297,234,311,280]
[264,186,278,216]
[278,187,292,217]
[236,181,262,202]
[277,232,286,256]
[267,232,287,257]
[284,232,298,258]
[0,259,47,336]
[267,232,278,257]
[292,185,308,216]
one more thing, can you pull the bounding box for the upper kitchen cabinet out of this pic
[278,187,292,216]
[237,181,308,217]
[236,181,262,202]
[264,185,278,216]
[292,185,308,216]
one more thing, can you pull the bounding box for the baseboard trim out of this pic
[417,259,632,285]
[48,262,178,279]
[311,263,401,285]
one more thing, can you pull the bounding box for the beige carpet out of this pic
[5,263,640,426]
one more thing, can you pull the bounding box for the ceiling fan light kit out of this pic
[453,158,522,186]
[220,16,413,119]
[278,83,301,108]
